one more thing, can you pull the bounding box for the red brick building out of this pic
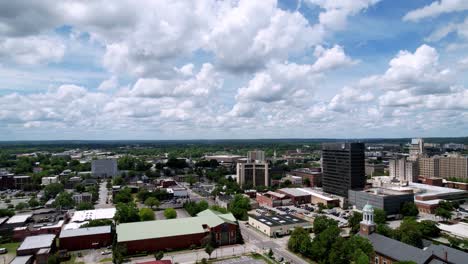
[256,191,291,207]
[117,210,240,254]
[288,168,322,187]
[59,226,112,251]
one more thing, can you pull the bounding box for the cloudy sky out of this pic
[0,0,467,140]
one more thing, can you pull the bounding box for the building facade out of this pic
[91,159,118,178]
[247,150,265,162]
[389,157,418,182]
[348,188,414,215]
[322,143,365,198]
[419,157,440,178]
[236,162,270,188]
[248,214,310,237]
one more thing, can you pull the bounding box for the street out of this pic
[96,181,112,209]
[239,222,309,264]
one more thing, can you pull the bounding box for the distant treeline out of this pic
[0,137,466,156]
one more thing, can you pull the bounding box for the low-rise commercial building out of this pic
[288,168,322,187]
[17,234,56,256]
[348,188,414,215]
[248,214,311,237]
[277,188,340,207]
[59,226,112,251]
[256,191,291,207]
[116,210,239,254]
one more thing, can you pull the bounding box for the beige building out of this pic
[419,157,440,178]
[439,156,468,180]
[247,150,265,162]
[389,157,418,182]
[419,156,468,180]
[248,214,311,237]
[236,162,269,187]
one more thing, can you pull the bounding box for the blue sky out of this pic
[0,0,467,140]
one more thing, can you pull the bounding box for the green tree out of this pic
[303,178,311,187]
[76,202,94,211]
[114,188,133,203]
[115,203,140,223]
[144,197,160,209]
[54,192,74,209]
[374,208,387,224]
[376,223,394,238]
[15,202,28,211]
[397,217,423,248]
[435,207,452,222]
[164,208,177,219]
[139,207,155,221]
[28,198,40,207]
[348,212,363,234]
[401,202,419,217]
[43,183,64,200]
[288,227,311,253]
[205,244,214,259]
[113,176,125,186]
[187,175,196,187]
[154,251,164,260]
[313,215,337,235]
[419,220,440,238]
[228,194,251,220]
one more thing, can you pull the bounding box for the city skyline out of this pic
[1,0,468,140]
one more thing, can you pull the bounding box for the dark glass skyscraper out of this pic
[322,142,365,197]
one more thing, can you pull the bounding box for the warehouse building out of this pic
[59,226,112,251]
[248,214,311,237]
[256,191,291,207]
[17,234,56,256]
[116,210,239,254]
[348,188,415,215]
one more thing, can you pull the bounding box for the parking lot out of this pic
[154,208,190,220]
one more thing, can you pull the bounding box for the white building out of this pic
[41,176,59,186]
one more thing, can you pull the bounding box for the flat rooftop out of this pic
[70,208,116,222]
[249,214,308,227]
[298,188,339,201]
[438,222,468,239]
[18,234,55,251]
[360,188,414,197]
[6,214,32,224]
[60,225,111,238]
[408,182,467,197]
[278,188,310,197]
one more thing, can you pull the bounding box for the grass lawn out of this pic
[0,242,20,254]
[251,253,277,264]
[61,254,85,264]
[99,257,113,262]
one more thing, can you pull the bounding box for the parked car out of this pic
[0,248,7,254]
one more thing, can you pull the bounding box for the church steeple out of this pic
[360,202,376,235]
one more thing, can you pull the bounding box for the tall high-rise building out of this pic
[389,157,418,182]
[419,157,440,178]
[236,162,269,188]
[322,143,365,198]
[409,138,424,160]
[439,156,468,180]
[91,159,118,178]
[247,150,265,162]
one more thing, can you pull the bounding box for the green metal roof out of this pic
[116,209,237,242]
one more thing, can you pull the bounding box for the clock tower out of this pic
[360,202,376,235]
